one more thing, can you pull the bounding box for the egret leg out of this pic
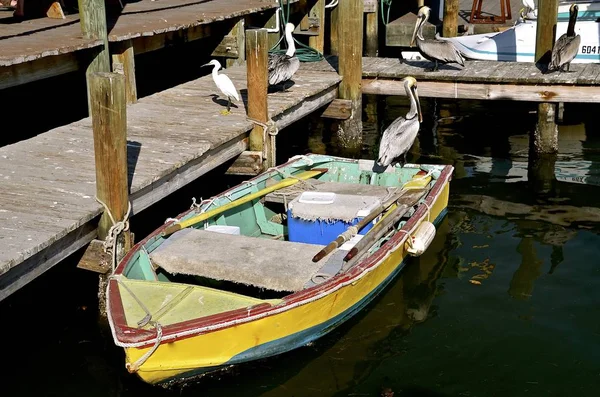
[220,97,232,115]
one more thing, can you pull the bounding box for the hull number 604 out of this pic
[581,45,600,54]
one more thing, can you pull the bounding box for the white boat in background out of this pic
[435,0,600,64]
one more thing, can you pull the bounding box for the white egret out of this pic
[202,59,240,115]
[268,22,300,89]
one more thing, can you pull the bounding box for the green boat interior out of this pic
[113,156,445,329]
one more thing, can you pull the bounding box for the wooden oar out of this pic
[161,168,328,237]
[312,188,419,262]
[342,187,428,266]
[311,171,432,263]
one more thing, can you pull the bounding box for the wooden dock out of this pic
[0,61,340,301]
[303,56,600,103]
[0,0,289,90]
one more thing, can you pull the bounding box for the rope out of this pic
[287,154,315,166]
[95,197,132,272]
[269,0,324,62]
[380,0,394,26]
[247,117,278,168]
[325,0,338,8]
[110,274,164,372]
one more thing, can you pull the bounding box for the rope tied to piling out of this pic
[95,197,132,272]
[247,117,279,168]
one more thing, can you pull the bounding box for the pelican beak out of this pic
[411,16,423,47]
[413,85,423,123]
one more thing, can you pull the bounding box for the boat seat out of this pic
[149,228,333,292]
[264,179,397,205]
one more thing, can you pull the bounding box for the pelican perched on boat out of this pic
[377,77,423,168]
[411,6,464,72]
[268,22,300,89]
[548,4,581,73]
[202,59,240,115]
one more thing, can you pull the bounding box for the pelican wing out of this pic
[268,53,300,85]
[377,116,420,167]
[419,39,465,65]
[550,34,581,69]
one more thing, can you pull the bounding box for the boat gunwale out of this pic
[106,156,454,348]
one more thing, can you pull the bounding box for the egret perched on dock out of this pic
[268,22,300,89]
[377,76,423,168]
[202,59,240,115]
[548,4,581,73]
[411,6,464,72]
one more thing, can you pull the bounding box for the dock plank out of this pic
[0,60,340,299]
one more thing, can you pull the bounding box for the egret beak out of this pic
[413,85,423,123]
[411,16,423,47]
[201,63,210,67]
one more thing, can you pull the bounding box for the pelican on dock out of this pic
[411,6,464,72]
[202,59,240,115]
[268,22,300,89]
[548,4,581,73]
[377,77,423,168]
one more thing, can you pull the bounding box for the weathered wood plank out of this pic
[321,98,353,119]
[362,78,600,102]
[0,59,340,300]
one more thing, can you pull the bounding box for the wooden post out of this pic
[528,152,557,197]
[534,0,559,154]
[364,0,378,57]
[89,72,132,255]
[330,2,339,55]
[265,10,281,49]
[442,0,459,38]
[337,0,364,152]
[111,40,137,104]
[246,29,272,168]
[226,19,246,68]
[78,0,111,110]
[309,0,326,54]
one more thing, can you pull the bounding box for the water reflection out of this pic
[2,95,600,396]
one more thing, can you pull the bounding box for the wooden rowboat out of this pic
[106,154,454,385]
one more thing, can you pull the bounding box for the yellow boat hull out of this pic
[121,180,450,385]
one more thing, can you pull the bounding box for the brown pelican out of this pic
[411,6,465,72]
[268,22,300,89]
[548,4,581,73]
[202,59,240,115]
[377,77,423,168]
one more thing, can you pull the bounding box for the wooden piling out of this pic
[337,0,364,152]
[533,0,559,154]
[442,0,459,38]
[330,2,339,55]
[89,72,132,253]
[226,19,246,68]
[111,40,138,104]
[309,0,326,54]
[78,0,111,109]
[246,29,272,168]
[364,0,378,57]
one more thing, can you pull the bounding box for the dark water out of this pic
[2,95,600,396]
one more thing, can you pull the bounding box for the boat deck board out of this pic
[0,60,341,300]
[0,0,284,67]
[303,56,600,85]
